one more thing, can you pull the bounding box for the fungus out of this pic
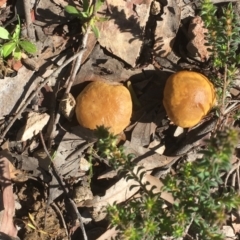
[75,81,132,134]
[163,71,215,128]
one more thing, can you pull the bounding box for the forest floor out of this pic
[0,0,240,239]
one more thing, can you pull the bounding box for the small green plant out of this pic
[200,0,240,113]
[96,127,240,240]
[0,16,37,60]
[65,0,107,38]
[93,2,240,239]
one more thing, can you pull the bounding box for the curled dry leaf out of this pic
[0,157,18,238]
[187,16,211,61]
[59,93,76,121]
[16,112,50,141]
[150,0,161,15]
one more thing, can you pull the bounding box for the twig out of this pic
[0,48,87,141]
[223,101,239,115]
[224,159,240,187]
[48,26,92,144]
[23,0,36,41]
[48,0,99,144]
[39,132,88,240]
[69,198,88,239]
[183,215,195,239]
[51,202,69,238]
[237,163,240,193]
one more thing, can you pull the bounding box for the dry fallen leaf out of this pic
[16,112,50,141]
[143,174,174,203]
[52,126,96,179]
[0,67,35,117]
[187,15,211,61]
[82,166,174,222]
[98,0,152,66]
[232,222,240,234]
[131,122,152,147]
[98,140,177,179]
[222,225,235,239]
[154,0,181,57]
[97,226,119,240]
[124,140,178,170]
[0,157,18,238]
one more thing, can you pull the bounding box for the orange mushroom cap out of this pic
[163,71,216,128]
[75,81,132,134]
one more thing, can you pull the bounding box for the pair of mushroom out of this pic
[75,71,216,134]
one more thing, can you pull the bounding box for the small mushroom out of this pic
[75,81,132,134]
[163,70,216,128]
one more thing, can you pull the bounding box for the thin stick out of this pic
[224,160,240,187]
[51,202,69,238]
[237,164,240,193]
[48,27,91,144]
[69,198,88,239]
[39,132,88,240]
[48,0,98,143]
[23,0,36,41]
[0,48,86,141]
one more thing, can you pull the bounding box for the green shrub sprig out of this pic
[201,0,240,112]
[95,126,240,240]
[65,0,107,38]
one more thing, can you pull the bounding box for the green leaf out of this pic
[12,24,21,40]
[13,46,21,60]
[2,42,16,58]
[65,5,79,16]
[79,11,89,19]
[96,0,105,11]
[91,24,100,38]
[88,5,94,16]
[0,27,10,40]
[97,17,109,22]
[19,41,37,54]
[83,0,89,12]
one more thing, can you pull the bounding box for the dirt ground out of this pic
[0,0,240,239]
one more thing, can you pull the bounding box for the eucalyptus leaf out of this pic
[0,27,10,40]
[89,5,94,16]
[79,11,89,19]
[2,42,16,58]
[19,41,37,54]
[83,0,89,12]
